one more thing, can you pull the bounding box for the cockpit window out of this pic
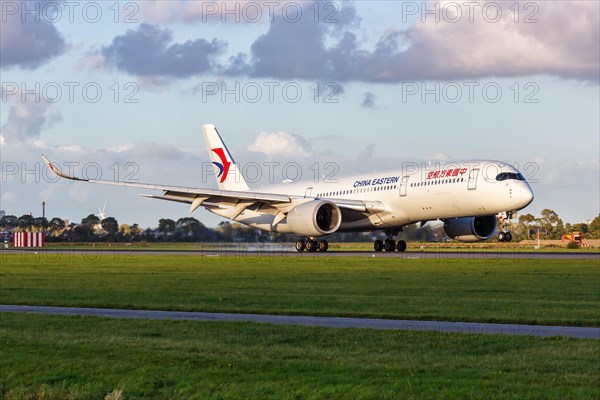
[496,172,525,181]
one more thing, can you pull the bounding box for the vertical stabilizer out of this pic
[202,124,249,191]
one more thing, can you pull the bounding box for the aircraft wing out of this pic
[42,155,385,215]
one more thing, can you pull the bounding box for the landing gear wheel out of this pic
[497,232,506,242]
[504,232,512,242]
[384,239,396,252]
[318,240,329,252]
[306,240,318,252]
[374,240,384,252]
[295,240,306,252]
[396,240,407,252]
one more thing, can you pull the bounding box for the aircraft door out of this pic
[399,176,409,197]
[468,168,479,190]
[305,187,313,197]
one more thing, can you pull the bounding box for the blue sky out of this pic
[1,0,599,227]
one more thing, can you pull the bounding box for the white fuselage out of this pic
[216,160,534,234]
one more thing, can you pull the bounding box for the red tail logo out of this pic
[211,148,231,183]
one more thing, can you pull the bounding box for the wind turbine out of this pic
[96,201,108,221]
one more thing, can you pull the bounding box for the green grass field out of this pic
[1,254,598,326]
[1,313,598,400]
[1,254,599,398]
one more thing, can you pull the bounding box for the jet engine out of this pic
[286,200,342,237]
[443,216,497,242]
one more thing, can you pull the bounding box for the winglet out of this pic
[42,154,87,181]
[42,154,61,176]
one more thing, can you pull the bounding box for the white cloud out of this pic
[140,1,210,23]
[91,1,599,83]
[107,143,135,153]
[100,23,226,79]
[0,91,57,143]
[371,1,599,81]
[1,192,16,203]
[429,152,449,161]
[56,144,87,154]
[230,0,598,82]
[248,131,313,157]
[31,139,51,150]
[0,9,65,69]
[141,1,222,23]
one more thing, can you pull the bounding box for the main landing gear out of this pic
[374,229,407,252]
[295,239,329,252]
[497,211,515,242]
[374,239,407,252]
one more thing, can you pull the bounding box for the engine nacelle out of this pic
[443,215,497,242]
[286,200,342,237]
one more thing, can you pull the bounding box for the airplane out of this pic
[42,124,534,252]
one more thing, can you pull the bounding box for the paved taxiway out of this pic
[2,305,598,339]
[2,248,599,259]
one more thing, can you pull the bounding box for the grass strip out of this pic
[1,313,599,400]
[1,255,598,326]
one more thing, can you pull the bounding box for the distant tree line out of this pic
[511,209,600,241]
[1,210,599,243]
[0,214,288,243]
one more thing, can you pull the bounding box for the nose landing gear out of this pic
[497,211,515,242]
[497,231,512,242]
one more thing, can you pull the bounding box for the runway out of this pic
[2,305,598,339]
[2,248,599,259]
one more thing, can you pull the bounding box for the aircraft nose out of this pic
[519,185,534,208]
